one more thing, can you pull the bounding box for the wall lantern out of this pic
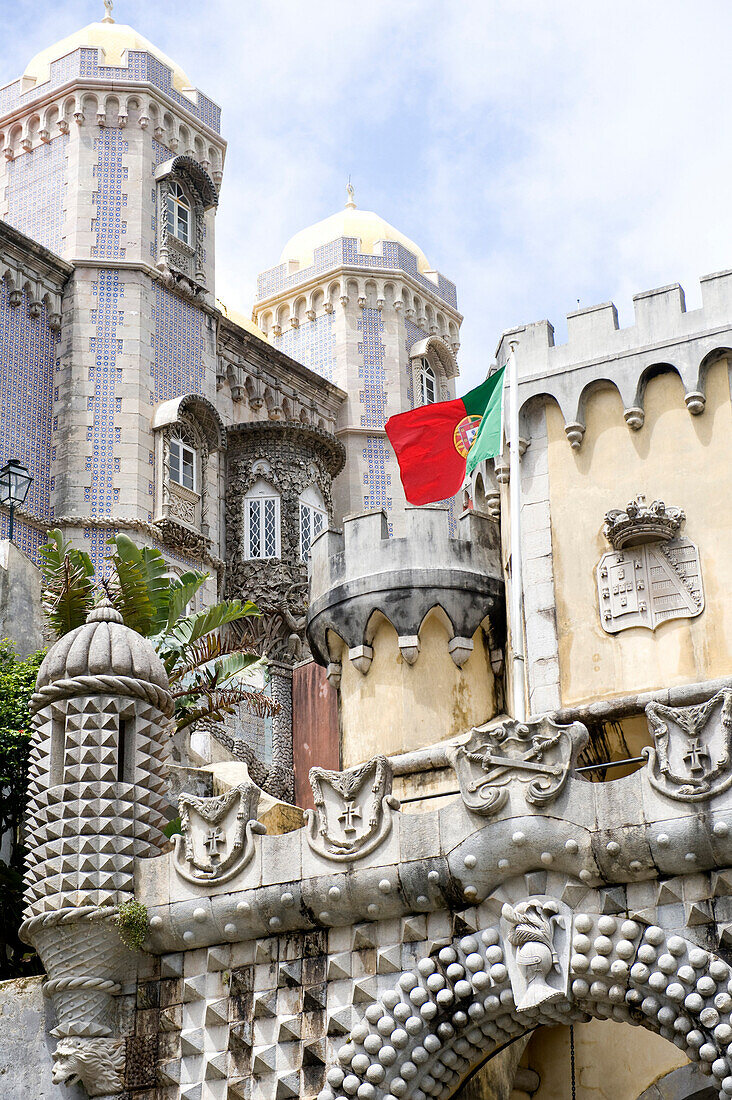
[0,458,33,542]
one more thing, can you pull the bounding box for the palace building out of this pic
[0,10,731,1100]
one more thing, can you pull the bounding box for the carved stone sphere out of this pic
[36,600,169,690]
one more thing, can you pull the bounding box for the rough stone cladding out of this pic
[225,422,344,655]
[273,312,336,382]
[257,236,458,309]
[223,423,344,798]
[6,133,68,253]
[0,46,222,131]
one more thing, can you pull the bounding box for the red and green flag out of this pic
[385,368,505,506]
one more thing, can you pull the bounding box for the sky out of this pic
[3,0,732,388]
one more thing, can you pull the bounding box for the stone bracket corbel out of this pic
[348,645,373,675]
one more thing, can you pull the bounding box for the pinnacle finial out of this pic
[102,0,115,23]
[345,179,356,209]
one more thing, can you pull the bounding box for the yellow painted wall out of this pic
[545,361,732,708]
[523,1019,687,1100]
[337,611,496,769]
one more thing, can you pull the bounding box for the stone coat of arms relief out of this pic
[596,495,703,633]
[447,715,588,816]
[645,688,732,802]
[173,778,267,884]
[305,755,400,860]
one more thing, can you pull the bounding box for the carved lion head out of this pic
[52,1037,125,1096]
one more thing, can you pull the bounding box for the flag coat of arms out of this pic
[385,368,505,506]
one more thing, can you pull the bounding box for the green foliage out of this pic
[0,640,45,979]
[37,530,279,734]
[38,530,94,636]
[114,898,149,952]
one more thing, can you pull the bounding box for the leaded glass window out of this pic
[299,484,327,562]
[244,480,281,559]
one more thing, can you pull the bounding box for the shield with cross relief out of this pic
[306,755,400,861]
[173,779,265,884]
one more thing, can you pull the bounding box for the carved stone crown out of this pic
[603,494,685,549]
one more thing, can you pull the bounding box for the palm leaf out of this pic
[164,600,261,650]
[107,535,175,635]
[164,570,207,632]
[175,684,279,730]
[38,530,95,637]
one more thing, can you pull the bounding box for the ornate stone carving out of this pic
[597,495,703,633]
[173,781,266,884]
[447,716,588,816]
[603,494,685,549]
[305,756,400,861]
[645,688,732,802]
[51,1036,125,1097]
[501,898,571,1011]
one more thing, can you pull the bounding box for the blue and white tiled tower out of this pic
[0,10,227,590]
[253,187,464,533]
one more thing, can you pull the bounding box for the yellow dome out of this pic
[217,300,271,344]
[280,190,433,275]
[24,20,193,95]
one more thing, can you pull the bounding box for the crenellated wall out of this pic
[307,507,505,769]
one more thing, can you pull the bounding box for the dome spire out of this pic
[345,178,356,210]
[102,0,115,23]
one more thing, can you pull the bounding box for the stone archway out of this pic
[321,890,732,1100]
[636,1063,719,1099]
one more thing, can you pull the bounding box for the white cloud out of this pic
[4,0,732,386]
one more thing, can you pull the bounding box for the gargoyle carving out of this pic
[52,1037,125,1097]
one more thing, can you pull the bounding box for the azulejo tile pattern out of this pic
[0,281,55,528]
[358,308,387,429]
[6,134,68,255]
[274,313,335,382]
[92,130,128,259]
[87,270,122,523]
[257,236,458,309]
[362,438,393,535]
[0,47,221,131]
[152,285,205,403]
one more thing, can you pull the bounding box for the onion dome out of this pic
[35,599,168,691]
[279,185,433,275]
[24,18,193,96]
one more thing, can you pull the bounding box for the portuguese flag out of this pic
[385,368,505,506]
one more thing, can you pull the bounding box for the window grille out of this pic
[246,494,280,559]
[300,501,326,562]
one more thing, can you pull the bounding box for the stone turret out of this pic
[20,600,174,1095]
[307,506,505,770]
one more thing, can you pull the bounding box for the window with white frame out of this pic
[418,358,437,405]
[169,437,196,491]
[166,181,191,246]
[299,484,327,562]
[244,480,281,560]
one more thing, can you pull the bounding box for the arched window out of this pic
[169,436,196,491]
[418,358,437,405]
[244,479,281,560]
[166,180,191,246]
[299,484,327,562]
